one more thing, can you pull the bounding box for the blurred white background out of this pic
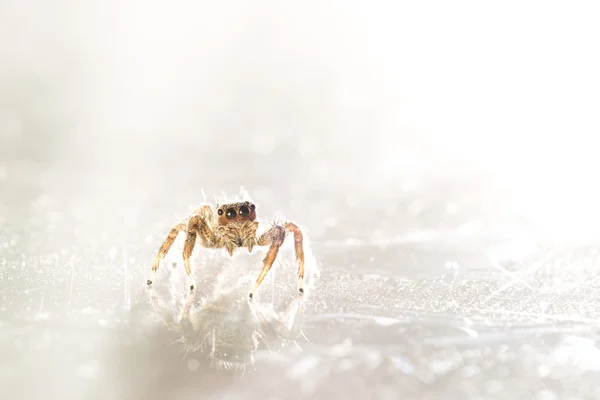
[2,1,599,239]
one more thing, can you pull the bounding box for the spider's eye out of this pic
[250,204,256,211]
[217,209,223,216]
[238,205,250,217]
[225,208,236,219]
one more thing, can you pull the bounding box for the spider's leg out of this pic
[183,214,217,291]
[183,218,199,291]
[148,223,186,285]
[249,225,285,298]
[284,222,306,293]
[192,205,216,231]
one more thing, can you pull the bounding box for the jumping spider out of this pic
[147,201,305,298]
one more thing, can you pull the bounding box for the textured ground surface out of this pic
[2,153,600,400]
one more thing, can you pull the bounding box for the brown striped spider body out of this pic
[147,201,305,298]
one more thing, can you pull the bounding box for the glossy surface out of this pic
[3,148,600,399]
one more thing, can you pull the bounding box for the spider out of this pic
[147,200,305,298]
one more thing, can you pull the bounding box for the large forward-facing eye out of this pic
[238,205,250,217]
[226,208,236,219]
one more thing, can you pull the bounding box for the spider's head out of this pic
[216,201,257,225]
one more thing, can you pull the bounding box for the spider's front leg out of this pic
[148,222,186,285]
[248,225,286,298]
[183,211,217,291]
[148,206,216,289]
[283,222,306,293]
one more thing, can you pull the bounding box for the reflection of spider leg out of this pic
[274,293,305,340]
[250,292,304,349]
[248,300,276,352]
[150,294,161,311]
[284,222,306,293]
[281,292,304,327]
[149,294,180,330]
[249,225,286,298]
[183,214,217,291]
[149,290,197,338]
[181,289,197,322]
[148,223,186,285]
[249,300,269,327]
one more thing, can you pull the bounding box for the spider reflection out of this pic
[148,285,305,372]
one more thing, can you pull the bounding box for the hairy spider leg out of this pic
[192,205,216,231]
[183,214,217,290]
[284,222,306,293]
[148,223,186,285]
[248,225,286,298]
[148,205,217,289]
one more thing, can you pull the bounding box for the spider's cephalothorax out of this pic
[147,200,306,298]
[216,201,257,226]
